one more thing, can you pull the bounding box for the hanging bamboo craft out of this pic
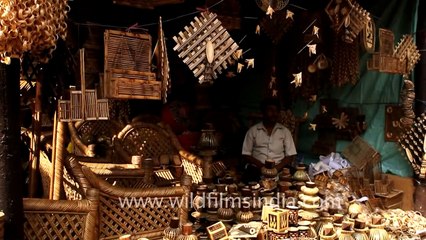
[368,29,420,75]
[58,49,109,121]
[398,113,426,179]
[172,12,240,84]
[341,1,370,43]
[394,35,421,75]
[103,29,160,99]
[157,17,171,103]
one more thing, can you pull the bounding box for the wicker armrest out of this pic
[65,155,150,196]
[80,166,189,239]
[80,162,142,170]
[81,166,185,198]
[23,188,99,240]
[77,156,114,163]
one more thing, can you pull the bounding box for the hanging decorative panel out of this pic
[172,12,240,84]
[103,30,160,99]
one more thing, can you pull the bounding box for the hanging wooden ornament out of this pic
[291,72,302,87]
[367,29,420,75]
[266,5,275,19]
[394,35,421,75]
[341,1,370,43]
[312,26,320,38]
[360,17,375,53]
[173,12,240,84]
[103,29,159,99]
[307,44,317,56]
[255,25,261,35]
[237,63,244,73]
[316,54,330,70]
[398,113,426,179]
[246,58,255,69]
[286,10,294,20]
[399,79,416,129]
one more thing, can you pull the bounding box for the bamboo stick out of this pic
[49,112,57,199]
[80,48,86,120]
[52,121,66,200]
[28,74,43,197]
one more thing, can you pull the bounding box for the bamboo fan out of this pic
[58,49,109,121]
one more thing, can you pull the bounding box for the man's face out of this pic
[263,105,279,123]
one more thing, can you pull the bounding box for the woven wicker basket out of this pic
[0,211,4,240]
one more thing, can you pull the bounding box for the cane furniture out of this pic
[63,156,190,239]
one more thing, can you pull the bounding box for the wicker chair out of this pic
[69,155,153,191]
[23,188,99,240]
[64,156,190,239]
[115,122,203,183]
[68,120,124,159]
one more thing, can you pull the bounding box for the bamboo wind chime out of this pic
[58,49,109,122]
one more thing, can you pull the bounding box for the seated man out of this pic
[241,97,297,183]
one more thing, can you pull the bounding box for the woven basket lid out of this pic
[256,0,289,12]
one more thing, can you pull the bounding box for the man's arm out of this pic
[275,155,296,171]
[243,154,264,168]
